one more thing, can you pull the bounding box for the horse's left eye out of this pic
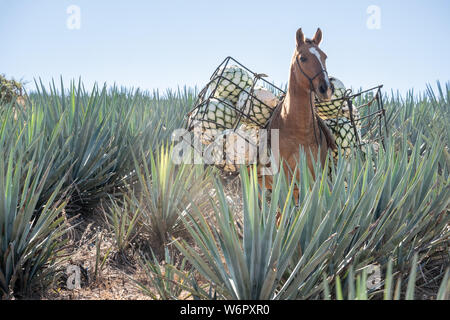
[300,56,307,62]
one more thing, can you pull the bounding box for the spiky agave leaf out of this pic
[103,193,142,255]
[25,80,195,213]
[174,115,448,300]
[133,144,212,251]
[136,246,190,300]
[324,254,449,300]
[175,162,337,300]
[0,112,69,298]
[302,135,449,298]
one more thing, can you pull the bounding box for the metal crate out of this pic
[185,56,387,170]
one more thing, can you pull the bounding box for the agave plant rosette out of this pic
[132,144,213,251]
[0,104,69,298]
[25,81,195,212]
[174,102,449,299]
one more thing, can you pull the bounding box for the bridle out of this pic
[265,51,332,151]
[295,55,329,96]
[295,53,329,146]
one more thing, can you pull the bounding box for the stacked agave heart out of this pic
[204,124,260,172]
[315,77,348,119]
[211,65,254,104]
[189,65,279,145]
[315,77,362,158]
[237,86,279,127]
[189,62,365,168]
[324,118,362,158]
[189,98,237,144]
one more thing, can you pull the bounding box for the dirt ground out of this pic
[41,215,152,300]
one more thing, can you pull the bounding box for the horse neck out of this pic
[277,68,316,136]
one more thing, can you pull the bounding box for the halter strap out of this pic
[295,56,327,147]
[295,56,329,97]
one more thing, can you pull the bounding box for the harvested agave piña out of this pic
[211,65,254,104]
[325,117,362,157]
[236,86,279,127]
[189,98,237,144]
[315,77,348,119]
[204,124,260,171]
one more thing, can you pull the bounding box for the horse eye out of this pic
[300,56,307,62]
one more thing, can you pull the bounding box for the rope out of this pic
[295,56,328,147]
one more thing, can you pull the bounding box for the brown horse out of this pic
[259,28,336,195]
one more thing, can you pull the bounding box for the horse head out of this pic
[292,28,333,101]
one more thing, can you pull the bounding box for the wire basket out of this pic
[319,85,388,158]
[186,56,285,137]
[185,56,388,171]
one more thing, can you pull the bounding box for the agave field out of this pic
[0,78,448,300]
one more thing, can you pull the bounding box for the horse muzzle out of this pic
[316,78,333,101]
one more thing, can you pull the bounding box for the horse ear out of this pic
[296,28,305,47]
[313,28,323,46]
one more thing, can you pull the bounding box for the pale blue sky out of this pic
[1,0,449,95]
